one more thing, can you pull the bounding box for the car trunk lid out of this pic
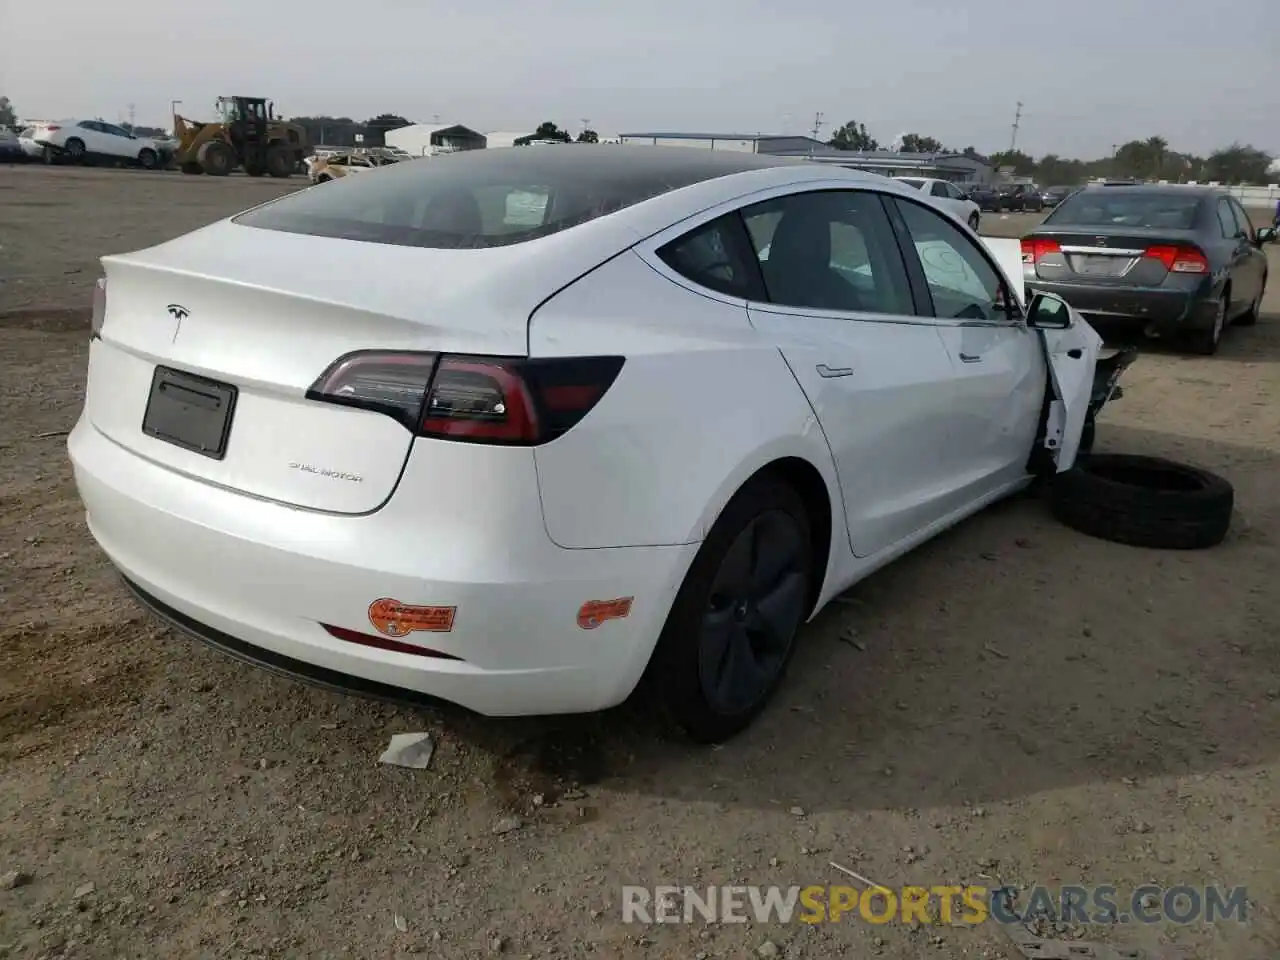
[88,223,547,515]
[1023,227,1205,286]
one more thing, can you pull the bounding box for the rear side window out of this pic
[236,147,776,249]
[1049,191,1200,230]
[657,214,764,300]
[741,190,914,316]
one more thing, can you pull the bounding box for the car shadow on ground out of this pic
[1093,311,1280,364]
[438,420,1280,815]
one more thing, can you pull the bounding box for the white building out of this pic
[383,123,486,157]
[484,130,533,149]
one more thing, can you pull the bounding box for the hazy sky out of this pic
[2,0,1276,159]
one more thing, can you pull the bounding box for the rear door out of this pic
[888,194,1045,496]
[929,180,961,220]
[739,188,976,558]
[99,122,135,159]
[1227,198,1266,310]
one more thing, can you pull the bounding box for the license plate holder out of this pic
[141,366,237,460]
[1074,255,1125,277]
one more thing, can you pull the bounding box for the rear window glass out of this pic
[1048,192,1201,230]
[235,147,784,248]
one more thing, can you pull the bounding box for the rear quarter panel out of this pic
[527,250,842,551]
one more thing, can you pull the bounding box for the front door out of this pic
[739,188,979,558]
[888,195,1044,494]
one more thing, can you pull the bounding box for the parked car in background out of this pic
[892,176,982,230]
[17,127,45,160]
[69,147,1122,743]
[1040,185,1074,208]
[999,183,1044,212]
[308,150,402,184]
[967,184,1005,212]
[30,119,166,168]
[0,129,24,163]
[1021,184,1271,355]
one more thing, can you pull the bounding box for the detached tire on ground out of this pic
[1051,453,1233,549]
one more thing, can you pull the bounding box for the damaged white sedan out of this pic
[68,147,1130,743]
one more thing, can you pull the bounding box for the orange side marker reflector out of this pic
[577,597,634,630]
[368,598,457,638]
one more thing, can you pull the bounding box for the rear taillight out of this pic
[90,277,107,338]
[306,351,624,445]
[1143,244,1209,274]
[1021,238,1061,263]
[44,125,60,133]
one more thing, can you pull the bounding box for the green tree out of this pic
[0,96,17,127]
[1204,143,1273,184]
[899,133,945,154]
[988,149,1037,175]
[577,129,599,143]
[363,113,411,146]
[827,120,878,151]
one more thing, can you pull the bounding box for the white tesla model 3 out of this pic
[69,146,1112,742]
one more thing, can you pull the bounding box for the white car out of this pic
[30,119,165,168]
[893,176,982,231]
[69,148,1118,742]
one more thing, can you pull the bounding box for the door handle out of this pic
[816,364,854,378]
[959,353,982,363]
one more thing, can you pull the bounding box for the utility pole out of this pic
[127,103,136,130]
[1008,101,1022,154]
[811,111,824,142]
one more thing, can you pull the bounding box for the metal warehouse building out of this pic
[383,123,487,157]
[618,131,994,183]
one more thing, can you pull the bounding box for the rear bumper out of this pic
[1024,280,1216,335]
[68,418,696,717]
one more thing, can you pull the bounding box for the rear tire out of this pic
[1234,276,1264,326]
[197,140,235,176]
[1051,453,1233,549]
[648,477,813,743]
[1187,293,1227,355]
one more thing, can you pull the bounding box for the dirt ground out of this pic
[1,165,1278,960]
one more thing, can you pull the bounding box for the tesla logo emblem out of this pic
[166,304,189,343]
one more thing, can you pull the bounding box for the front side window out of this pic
[741,190,913,316]
[893,198,1007,322]
[1228,199,1254,240]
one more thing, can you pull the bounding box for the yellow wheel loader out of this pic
[172,96,309,177]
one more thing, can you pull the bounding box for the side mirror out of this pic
[1026,292,1073,329]
[1256,226,1276,245]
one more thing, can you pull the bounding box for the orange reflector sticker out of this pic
[577,597,633,630]
[368,598,456,637]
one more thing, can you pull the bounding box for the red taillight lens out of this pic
[306,352,624,445]
[90,277,107,337]
[1143,244,1209,274]
[1021,238,1061,263]
[45,125,61,132]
